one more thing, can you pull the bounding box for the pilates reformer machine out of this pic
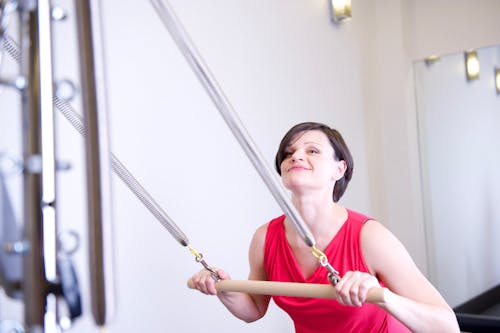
[0,1,496,332]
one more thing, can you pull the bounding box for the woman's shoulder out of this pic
[345,208,393,250]
[359,216,408,275]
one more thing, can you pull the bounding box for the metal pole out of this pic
[18,0,58,331]
[74,0,115,327]
[150,0,316,247]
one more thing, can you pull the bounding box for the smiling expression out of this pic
[280,130,345,193]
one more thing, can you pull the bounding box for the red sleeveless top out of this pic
[263,210,410,333]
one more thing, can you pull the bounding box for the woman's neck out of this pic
[286,191,347,248]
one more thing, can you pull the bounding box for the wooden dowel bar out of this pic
[188,279,386,303]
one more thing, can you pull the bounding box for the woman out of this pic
[190,122,459,332]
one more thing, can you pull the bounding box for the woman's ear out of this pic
[332,160,347,181]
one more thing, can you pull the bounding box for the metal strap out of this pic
[150,0,341,282]
[3,32,217,278]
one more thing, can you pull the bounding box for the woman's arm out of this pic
[345,220,460,332]
[188,224,271,323]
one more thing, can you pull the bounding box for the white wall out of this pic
[1,0,500,331]
[405,0,500,60]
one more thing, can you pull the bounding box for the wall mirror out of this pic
[414,44,500,319]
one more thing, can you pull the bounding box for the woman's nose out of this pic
[291,150,304,161]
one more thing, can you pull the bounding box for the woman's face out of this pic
[280,130,346,193]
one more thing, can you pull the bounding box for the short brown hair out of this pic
[274,122,353,202]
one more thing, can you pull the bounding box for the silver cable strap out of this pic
[2,35,190,247]
[150,0,317,248]
[149,1,345,284]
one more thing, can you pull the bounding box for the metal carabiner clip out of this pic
[312,246,341,285]
[194,252,221,282]
[317,252,341,285]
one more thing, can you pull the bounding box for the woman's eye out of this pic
[308,149,319,154]
[283,151,293,158]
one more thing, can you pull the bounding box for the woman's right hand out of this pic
[189,268,230,295]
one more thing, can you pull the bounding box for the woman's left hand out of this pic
[334,271,381,307]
